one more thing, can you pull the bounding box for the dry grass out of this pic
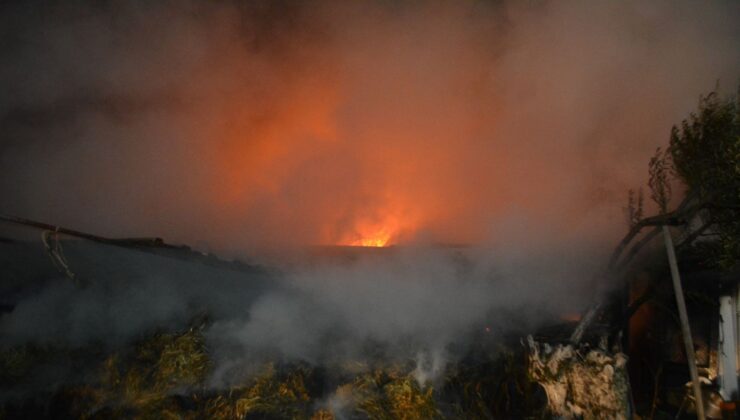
[0,329,549,419]
[97,328,210,414]
[232,363,312,419]
[353,369,441,420]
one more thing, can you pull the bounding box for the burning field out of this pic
[0,0,739,418]
[0,233,607,417]
[0,235,606,418]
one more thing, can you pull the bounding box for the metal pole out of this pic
[719,295,738,400]
[663,225,705,420]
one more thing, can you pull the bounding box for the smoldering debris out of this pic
[0,320,550,418]
[527,336,631,419]
[0,218,602,407]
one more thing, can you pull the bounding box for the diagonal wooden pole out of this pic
[663,225,705,420]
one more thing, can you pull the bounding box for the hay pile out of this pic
[0,327,556,419]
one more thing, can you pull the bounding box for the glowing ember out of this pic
[560,313,582,322]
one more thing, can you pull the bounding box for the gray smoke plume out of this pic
[0,238,605,389]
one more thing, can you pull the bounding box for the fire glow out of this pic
[5,0,727,255]
[352,235,390,248]
[342,214,405,247]
[347,225,393,247]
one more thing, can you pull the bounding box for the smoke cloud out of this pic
[1,0,737,252]
[0,239,605,389]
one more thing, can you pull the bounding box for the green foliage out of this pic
[670,91,740,194]
[669,90,740,267]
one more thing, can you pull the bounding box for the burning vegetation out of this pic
[0,323,547,418]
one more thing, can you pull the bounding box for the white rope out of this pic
[41,229,79,285]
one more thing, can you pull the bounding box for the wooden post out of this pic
[663,225,705,420]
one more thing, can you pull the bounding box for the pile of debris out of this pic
[527,336,631,419]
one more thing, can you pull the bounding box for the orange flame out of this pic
[341,210,412,247]
[345,219,395,247]
[351,229,393,247]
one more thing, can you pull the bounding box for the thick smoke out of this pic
[0,0,739,392]
[1,0,738,252]
[0,239,605,389]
